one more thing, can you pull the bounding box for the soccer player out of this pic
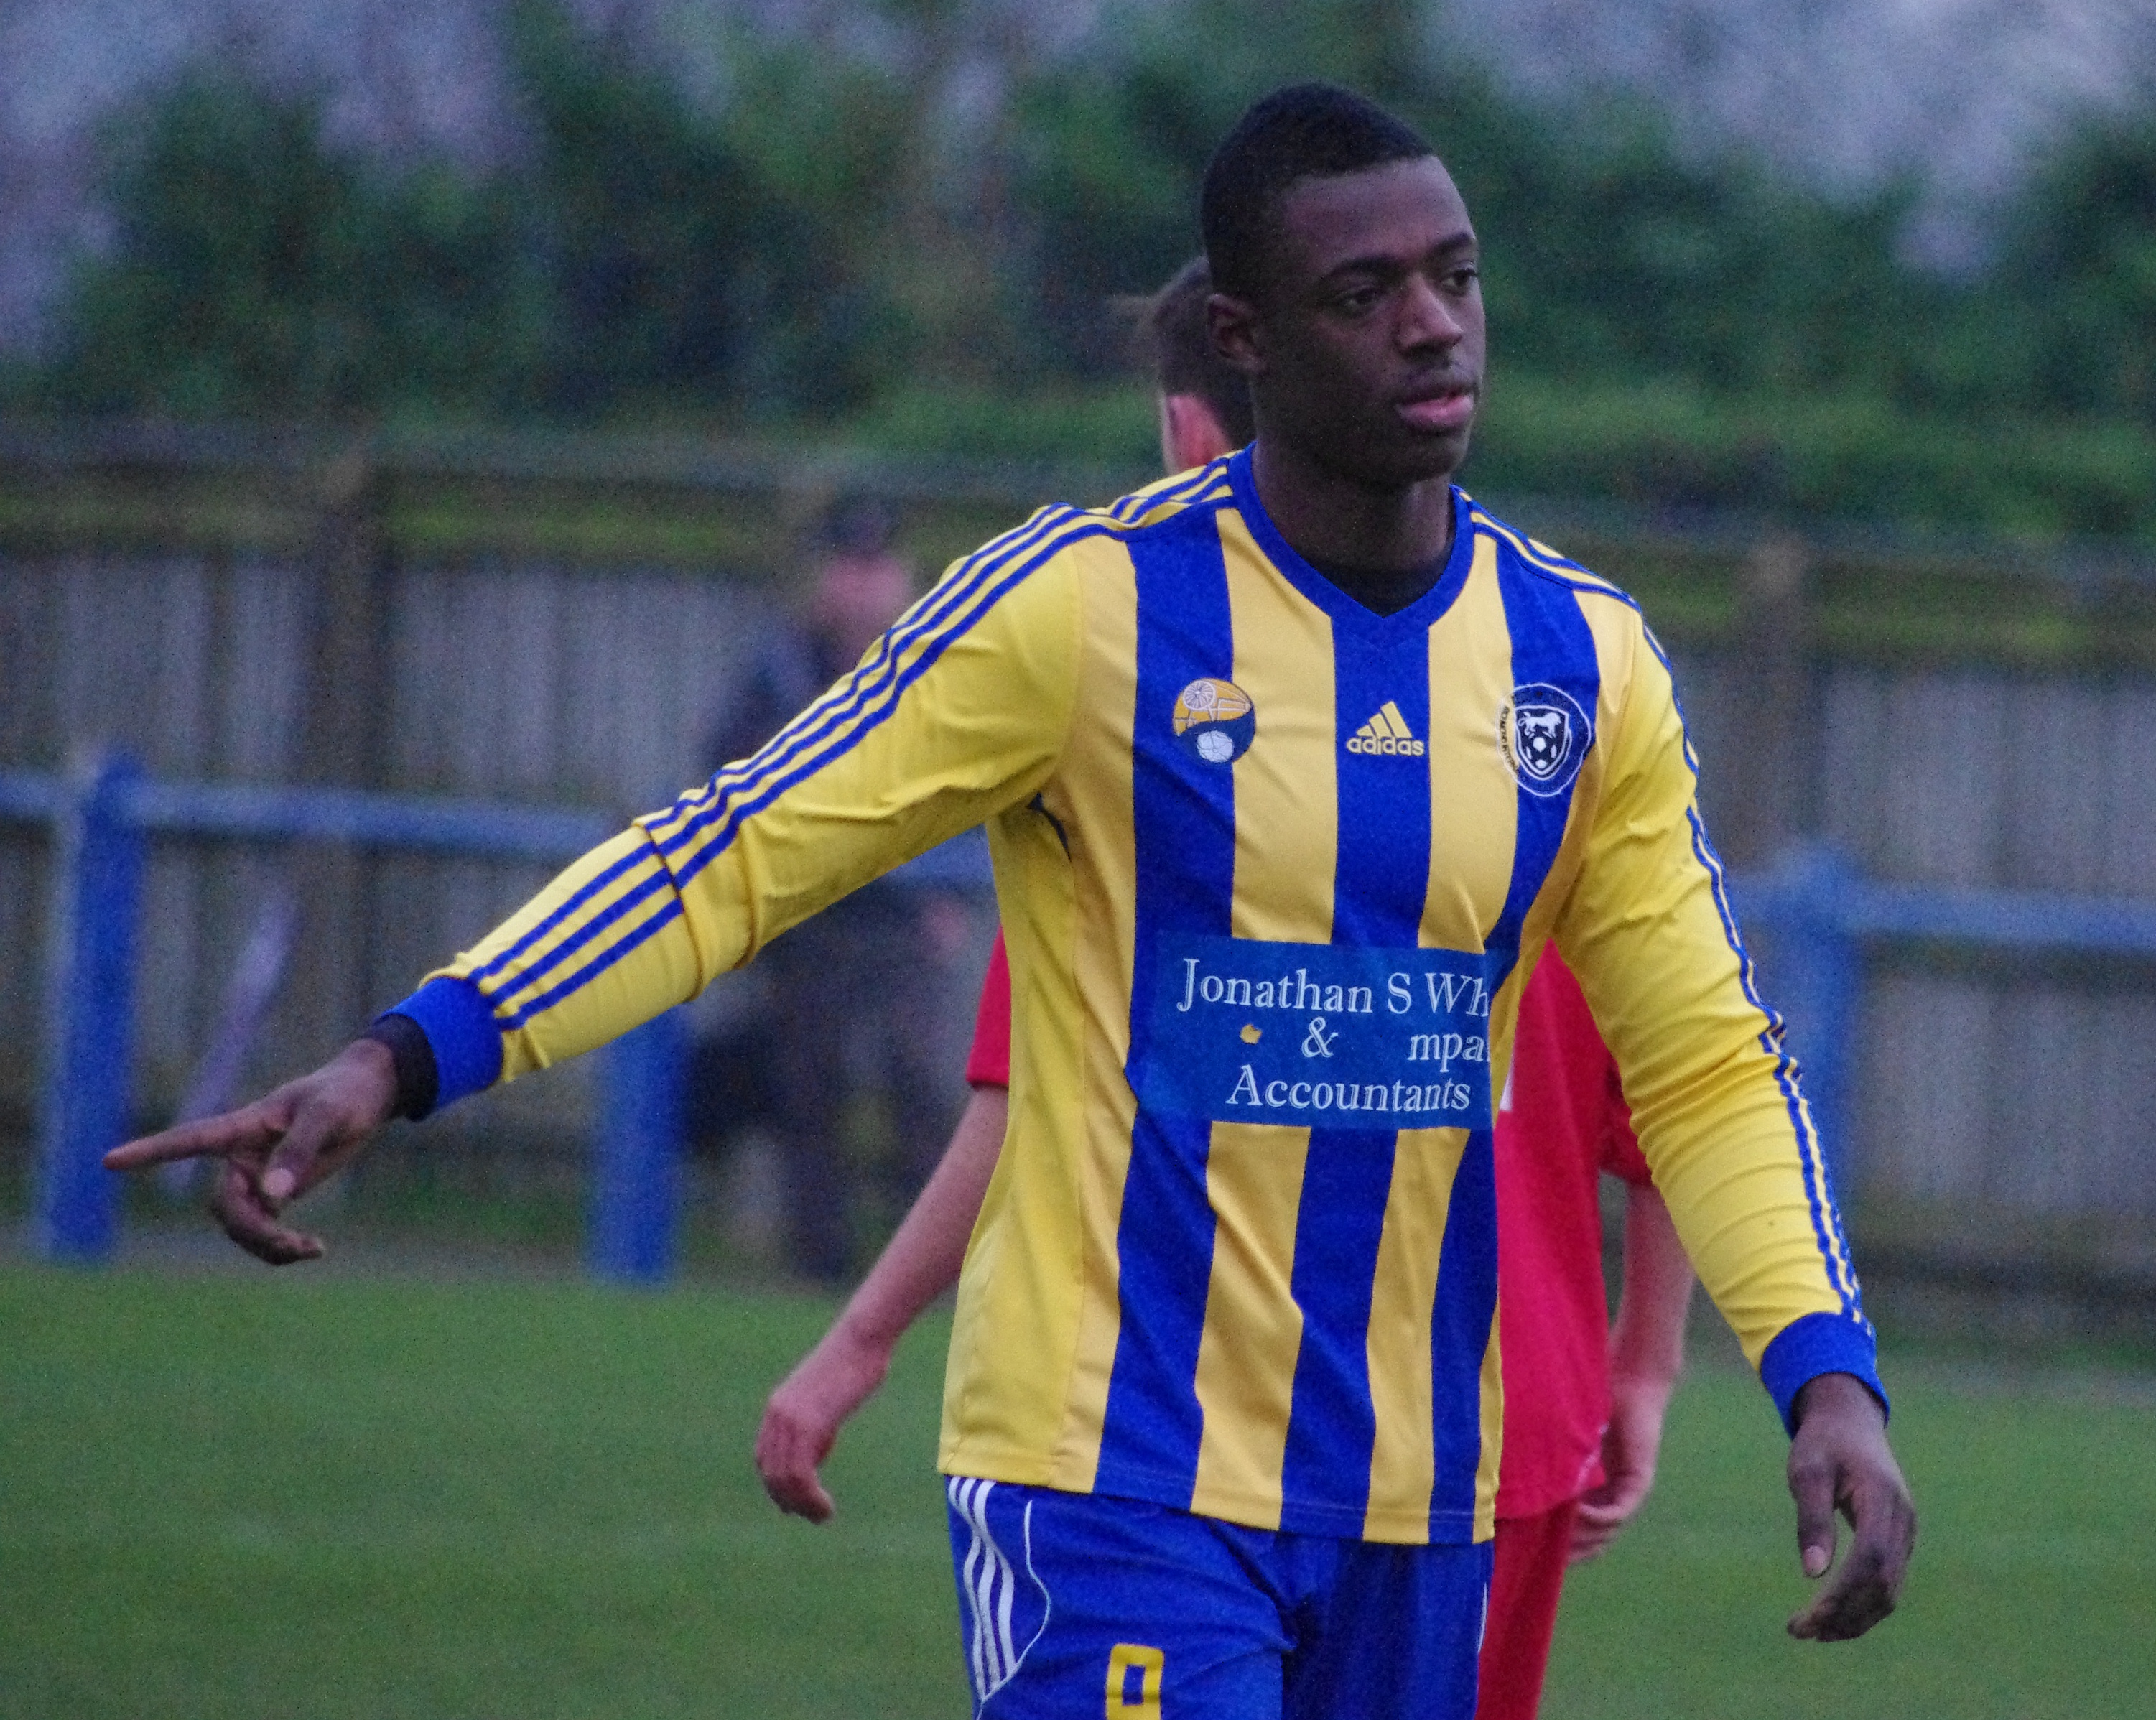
[109,83,1915,1720]
[753,258,1696,1720]
[1479,952,1691,1717]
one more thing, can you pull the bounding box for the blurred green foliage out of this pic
[2009,112,2156,425]
[44,74,539,421]
[18,0,2156,536]
[38,5,905,424]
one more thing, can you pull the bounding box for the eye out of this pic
[1331,284,1383,316]
[1444,265,1480,294]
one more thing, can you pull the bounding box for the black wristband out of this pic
[363,1012,440,1122]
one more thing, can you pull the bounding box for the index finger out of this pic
[1788,1480,1915,1642]
[754,1437,830,1520]
[103,1104,281,1172]
[755,1401,839,1523]
[1788,1530,1890,1640]
[761,1460,836,1523]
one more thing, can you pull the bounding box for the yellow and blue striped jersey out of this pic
[393,448,1878,1545]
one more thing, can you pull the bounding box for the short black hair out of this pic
[813,493,898,557]
[1135,256,1255,447]
[1201,83,1435,302]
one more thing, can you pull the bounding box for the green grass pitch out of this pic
[2,1263,2152,1719]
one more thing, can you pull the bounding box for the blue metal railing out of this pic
[6,755,691,1280]
[1730,846,2156,1196]
[11,755,2156,1279]
[4,752,993,1279]
[27,757,144,1266]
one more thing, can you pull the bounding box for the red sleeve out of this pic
[965,928,1013,1088]
[1532,949,1650,1186]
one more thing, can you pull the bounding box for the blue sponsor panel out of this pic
[1137,934,1494,1130]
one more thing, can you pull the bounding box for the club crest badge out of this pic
[1497,683,1592,798]
[1173,677,1256,765]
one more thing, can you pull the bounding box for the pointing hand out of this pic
[103,1038,399,1264]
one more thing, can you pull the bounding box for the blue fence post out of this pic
[34,750,146,1265]
[590,1007,687,1284]
[1767,843,1862,1202]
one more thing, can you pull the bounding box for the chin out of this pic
[1369,427,1470,490]
[1298,417,1467,491]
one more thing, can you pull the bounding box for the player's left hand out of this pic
[1784,1371,1916,1642]
[1569,1371,1674,1563]
[754,1319,896,1523]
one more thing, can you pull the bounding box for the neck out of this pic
[1249,437,1457,613]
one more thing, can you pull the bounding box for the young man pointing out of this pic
[112,84,1913,1719]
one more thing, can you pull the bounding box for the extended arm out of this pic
[104,534,1085,1260]
[756,1086,1006,1521]
[1569,1180,1692,1563]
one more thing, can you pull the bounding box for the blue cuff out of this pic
[1760,1311,1889,1436]
[382,976,503,1116]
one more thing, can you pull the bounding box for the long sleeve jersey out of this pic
[392,449,1879,1545]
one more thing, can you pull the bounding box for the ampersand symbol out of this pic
[1301,1016,1337,1058]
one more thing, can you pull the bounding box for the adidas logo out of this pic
[1347,702,1426,757]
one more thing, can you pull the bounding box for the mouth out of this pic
[1394,384,1477,434]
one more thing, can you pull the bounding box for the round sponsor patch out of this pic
[1497,683,1592,797]
[1173,677,1255,765]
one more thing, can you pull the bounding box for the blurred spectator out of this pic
[694,496,965,1283]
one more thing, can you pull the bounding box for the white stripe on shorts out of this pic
[949,1477,1021,1702]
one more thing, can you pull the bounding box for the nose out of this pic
[1396,272,1465,352]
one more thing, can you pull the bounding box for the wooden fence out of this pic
[4,419,2155,1305]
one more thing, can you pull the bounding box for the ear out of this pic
[1207,289,1265,378]
[1161,394,1236,471]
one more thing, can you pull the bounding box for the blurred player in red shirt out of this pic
[1479,948,1691,1716]
[755,259,1693,1720]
